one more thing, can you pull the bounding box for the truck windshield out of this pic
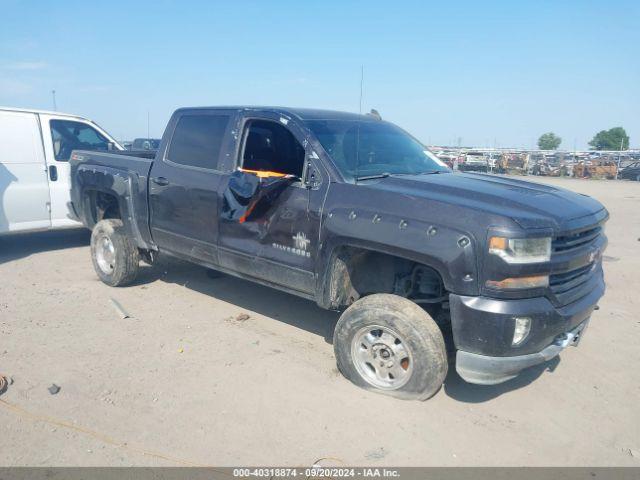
[306,120,450,180]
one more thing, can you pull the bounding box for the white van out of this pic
[0,107,122,235]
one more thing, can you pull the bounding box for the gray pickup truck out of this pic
[69,107,608,400]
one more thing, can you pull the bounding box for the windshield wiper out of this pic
[356,170,448,181]
[355,172,391,181]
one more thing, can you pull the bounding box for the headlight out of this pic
[488,236,551,264]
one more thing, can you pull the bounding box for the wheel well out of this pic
[325,246,448,311]
[84,190,121,226]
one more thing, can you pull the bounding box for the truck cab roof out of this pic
[173,106,374,122]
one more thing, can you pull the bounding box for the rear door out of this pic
[0,110,51,233]
[148,109,237,264]
[39,114,118,228]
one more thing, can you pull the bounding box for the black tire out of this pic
[333,294,448,401]
[90,219,140,287]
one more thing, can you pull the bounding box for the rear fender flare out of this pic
[76,165,152,250]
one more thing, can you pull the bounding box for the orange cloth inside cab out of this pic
[239,168,290,178]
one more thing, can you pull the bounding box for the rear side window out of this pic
[167,114,230,170]
[50,120,110,161]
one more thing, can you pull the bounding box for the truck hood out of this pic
[366,172,606,230]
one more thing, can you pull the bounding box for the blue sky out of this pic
[1,0,638,148]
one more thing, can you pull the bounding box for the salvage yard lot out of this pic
[1,177,638,466]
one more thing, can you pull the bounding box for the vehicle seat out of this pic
[244,131,276,172]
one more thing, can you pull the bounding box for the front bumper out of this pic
[449,276,604,385]
[456,319,590,384]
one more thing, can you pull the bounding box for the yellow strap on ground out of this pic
[0,398,217,468]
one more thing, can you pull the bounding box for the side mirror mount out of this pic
[303,150,321,189]
[303,161,312,188]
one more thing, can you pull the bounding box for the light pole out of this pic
[615,137,624,180]
[359,65,364,115]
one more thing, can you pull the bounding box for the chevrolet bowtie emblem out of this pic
[293,232,310,251]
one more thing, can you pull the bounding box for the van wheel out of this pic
[333,294,447,401]
[90,219,139,287]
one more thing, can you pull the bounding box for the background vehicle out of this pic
[70,106,608,400]
[131,138,161,151]
[0,107,122,235]
[618,161,640,181]
[458,151,489,172]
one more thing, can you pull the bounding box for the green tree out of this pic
[588,127,629,150]
[537,132,562,150]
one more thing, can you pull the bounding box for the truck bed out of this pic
[71,149,156,167]
[69,149,156,249]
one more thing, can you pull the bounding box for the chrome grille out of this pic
[550,262,595,295]
[550,223,604,305]
[552,226,602,253]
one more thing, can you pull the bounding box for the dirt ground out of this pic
[0,177,638,466]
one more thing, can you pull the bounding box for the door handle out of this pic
[49,165,58,181]
[152,176,169,186]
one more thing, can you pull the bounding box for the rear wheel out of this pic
[90,219,139,286]
[333,294,448,400]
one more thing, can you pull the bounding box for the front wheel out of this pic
[90,219,140,287]
[333,294,448,401]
